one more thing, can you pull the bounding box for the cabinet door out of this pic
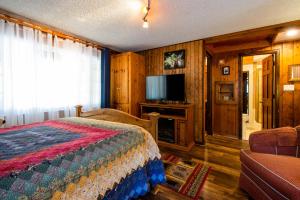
[177,120,187,146]
[111,56,118,105]
[117,55,129,104]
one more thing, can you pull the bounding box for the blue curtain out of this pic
[101,48,110,108]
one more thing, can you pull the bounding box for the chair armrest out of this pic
[295,125,300,144]
[249,127,298,156]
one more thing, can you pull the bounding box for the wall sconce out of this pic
[218,59,225,65]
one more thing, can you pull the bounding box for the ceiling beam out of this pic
[205,20,300,44]
[207,40,271,54]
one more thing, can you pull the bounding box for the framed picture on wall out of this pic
[222,66,230,75]
[164,50,185,69]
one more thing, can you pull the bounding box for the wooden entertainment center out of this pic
[140,103,194,151]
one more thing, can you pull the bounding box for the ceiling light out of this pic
[142,0,151,28]
[143,20,149,28]
[286,29,299,37]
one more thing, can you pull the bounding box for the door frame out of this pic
[238,50,280,139]
[242,71,249,115]
[205,52,213,135]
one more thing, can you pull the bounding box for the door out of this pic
[262,55,273,129]
[111,54,129,106]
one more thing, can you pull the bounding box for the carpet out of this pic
[159,153,211,200]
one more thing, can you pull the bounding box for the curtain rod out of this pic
[0,12,104,50]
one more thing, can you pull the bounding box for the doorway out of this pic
[240,52,278,140]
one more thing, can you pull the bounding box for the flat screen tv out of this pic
[146,74,185,101]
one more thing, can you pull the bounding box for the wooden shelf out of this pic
[215,81,237,104]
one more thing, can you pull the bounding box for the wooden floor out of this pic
[142,135,250,200]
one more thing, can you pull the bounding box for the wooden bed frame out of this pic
[75,105,160,142]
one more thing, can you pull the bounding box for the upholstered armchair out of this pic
[240,126,300,200]
[249,127,299,157]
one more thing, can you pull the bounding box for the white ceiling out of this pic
[0,0,300,52]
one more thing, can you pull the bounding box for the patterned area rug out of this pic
[159,153,211,200]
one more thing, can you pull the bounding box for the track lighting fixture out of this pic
[143,0,150,28]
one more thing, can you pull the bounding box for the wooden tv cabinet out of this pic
[140,103,194,151]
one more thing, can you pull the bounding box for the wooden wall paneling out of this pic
[227,107,237,137]
[193,41,199,140]
[154,48,159,74]
[212,53,239,138]
[128,54,132,114]
[270,44,282,127]
[281,42,295,126]
[191,41,197,139]
[294,83,300,126]
[210,39,300,137]
[139,40,205,144]
[192,42,197,140]
[294,41,300,126]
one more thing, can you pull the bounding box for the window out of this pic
[0,20,101,126]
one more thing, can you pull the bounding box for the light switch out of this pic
[283,84,295,91]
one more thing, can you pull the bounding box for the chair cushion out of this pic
[240,150,300,200]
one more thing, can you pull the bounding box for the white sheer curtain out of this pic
[0,20,101,126]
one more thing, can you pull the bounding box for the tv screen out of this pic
[146,74,185,101]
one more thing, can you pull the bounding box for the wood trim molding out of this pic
[0,8,104,50]
[237,49,280,138]
[207,40,271,54]
[205,20,300,44]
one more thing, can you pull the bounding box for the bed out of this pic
[0,106,165,200]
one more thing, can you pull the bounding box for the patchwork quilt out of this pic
[0,117,166,200]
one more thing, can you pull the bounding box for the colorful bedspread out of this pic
[0,117,166,200]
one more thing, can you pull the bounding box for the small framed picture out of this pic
[222,66,230,75]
